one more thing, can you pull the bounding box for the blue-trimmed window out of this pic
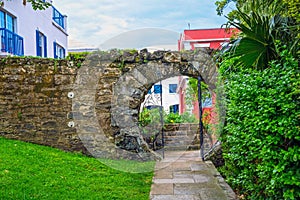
[169,104,179,113]
[52,6,64,29]
[0,11,15,32]
[169,84,177,93]
[154,85,162,94]
[0,11,23,56]
[36,30,47,57]
[53,41,65,58]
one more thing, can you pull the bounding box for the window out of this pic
[0,11,15,32]
[0,11,23,56]
[154,85,162,94]
[6,14,14,32]
[147,89,151,94]
[169,84,177,93]
[203,97,212,108]
[169,104,179,113]
[53,42,65,58]
[36,30,47,57]
[52,6,64,29]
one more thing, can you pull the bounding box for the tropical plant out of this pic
[216,0,299,70]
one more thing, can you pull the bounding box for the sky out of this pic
[53,0,233,50]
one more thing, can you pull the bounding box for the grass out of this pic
[0,137,155,200]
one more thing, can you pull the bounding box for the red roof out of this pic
[183,28,238,41]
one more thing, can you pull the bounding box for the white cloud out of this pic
[53,0,230,49]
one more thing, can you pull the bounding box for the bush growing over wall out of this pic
[138,108,197,126]
[219,49,300,199]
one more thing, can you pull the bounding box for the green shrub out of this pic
[164,112,183,124]
[181,112,198,123]
[138,108,162,127]
[66,52,90,67]
[219,49,300,199]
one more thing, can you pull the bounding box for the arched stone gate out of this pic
[72,48,217,160]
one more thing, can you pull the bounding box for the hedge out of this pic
[218,49,300,199]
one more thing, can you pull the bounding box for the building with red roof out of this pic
[178,28,238,50]
[177,28,238,139]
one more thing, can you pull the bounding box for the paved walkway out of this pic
[150,151,236,200]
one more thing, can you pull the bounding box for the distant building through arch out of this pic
[177,28,238,119]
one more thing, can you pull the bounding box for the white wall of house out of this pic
[141,76,180,114]
[1,0,67,57]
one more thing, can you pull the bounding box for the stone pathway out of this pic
[150,151,236,200]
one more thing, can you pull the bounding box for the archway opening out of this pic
[137,74,216,155]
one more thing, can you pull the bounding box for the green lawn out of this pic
[0,137,154,200]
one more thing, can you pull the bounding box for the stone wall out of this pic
[0,49,217,160]
[0,58,86,152]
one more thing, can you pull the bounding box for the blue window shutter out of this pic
[174,105,179,113]
[53,41,57,58]
[62,47,65,58]
[43,35,47,57]
[154,85,162,94]
[36,30,40,56]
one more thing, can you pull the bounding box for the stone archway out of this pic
[73,48,217,160]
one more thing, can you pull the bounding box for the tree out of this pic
[215,0,297,20]
[0,0,51,10]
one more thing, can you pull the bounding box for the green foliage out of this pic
[139,108,162,127]
[181,112,198,123]
[282,0,300,23]
[17,111,22,120]
[164,112,183,124]
[139,108,197,127]
[216,0,287,19]
[164,112,197,124]
[66,52,90,68]
[219,49,300,199]
[66,52,90,61]
[23,0,51,10]
[0,137,154,200]
[223,8,298,70]
[216,0,299,70]
[185,77,211,107]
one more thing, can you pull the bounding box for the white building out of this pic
[0,0,67,58]
[141,76,180,114]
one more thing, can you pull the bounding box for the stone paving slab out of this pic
[150,195,201,200]
[150,150,237,200]
[150,183,173,195]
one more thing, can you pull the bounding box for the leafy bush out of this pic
[138,108,162,127]
[164,112,183,124]
[66,52,90,67]
[139,108,198,126]
[181,112,198,123]
[219,49,300,199]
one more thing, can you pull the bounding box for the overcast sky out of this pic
[53,0,234,50]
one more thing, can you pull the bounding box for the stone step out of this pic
[164,146,189,151]
[164,135,193,141]
[187,145,200,150]
[164,141,194,147]
[163,123,199,132]
[164,130,196,136]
